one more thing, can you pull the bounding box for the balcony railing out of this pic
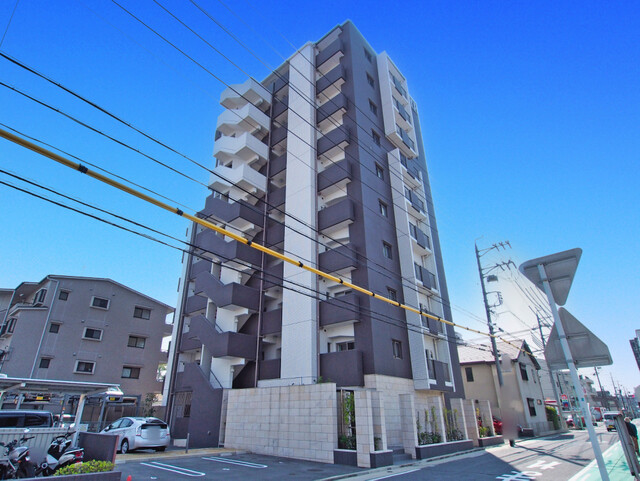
[319,291,361,327]
[414,264,437,290]
[320,350,364,387]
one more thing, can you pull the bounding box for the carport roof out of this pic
[0,376,122,396]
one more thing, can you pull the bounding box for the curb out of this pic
[114,447,246,464]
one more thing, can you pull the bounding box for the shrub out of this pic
[478,426,490,438]
[54,460,114,476]
[546,406,561,430]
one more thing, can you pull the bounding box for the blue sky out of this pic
[0,1,638,394]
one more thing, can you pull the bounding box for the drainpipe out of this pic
[30,277,59,377]
[254,86,275,387]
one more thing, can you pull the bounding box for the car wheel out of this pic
[155,446,166,452]
[121,439,130,454]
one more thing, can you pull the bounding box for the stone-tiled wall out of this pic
[365,374,417,446]
[224,383,337,463]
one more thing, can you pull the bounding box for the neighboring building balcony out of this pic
[318,198,355,236]
[184,314,257,360]
[258,358,281,380]
[317,126,350,158]
[319,291,361,327]
[184,294,207,315]
[429,359,453,392]
[320,350,364,387]
[318,244,358,275]
[317,159,351,196]
[316,63,345,99]
[213,132,269,166]
[220,77,271,111]
[200,195,264,231]
[414,264,438,291]
[194,271,260,312]
[316,38,343,74]
[216,103,269,138]
[317,93,348,131]
[209,163,267,197]
[196,230,262,268]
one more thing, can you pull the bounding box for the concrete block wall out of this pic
[224,383,337,463]
[354,390,374,468]
[370,390,388,451]
[399,393,417,457]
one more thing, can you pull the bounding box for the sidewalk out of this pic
[114,447,245,464]
[569,440,637,481]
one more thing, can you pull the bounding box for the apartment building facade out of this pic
[165,21,465,464]
[0,275,173,410]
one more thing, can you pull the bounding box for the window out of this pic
[392,340,402,359]
[33,289,47,305]
[134,307,151,319]
[369,100,378,116]
[7,318,16,333]
[527,398,537,416]
[375,163,384,179]
[366,73,375,87]
[175,392,192,418]
[39,358,51,369]
[364,48,373,63]
[58,291,69,301]
[75,361,95,374]
[379,200,388,217]
[83,328,103,341]
[465,367,474,382]
[387,288,397,302]
[91,297,109,310]
[128,336,146,349]
[382,242,392,259]
[519,362,529,381]
[336,341,355,352]
[49,323,60,334]
[409,222,418,239]
[122,366,140,379]
[372,130,381,146]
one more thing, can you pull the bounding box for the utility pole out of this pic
[475,242,511,388]
[536,313,565,423]
[593,367,608,410]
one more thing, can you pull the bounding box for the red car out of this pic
[493,416,503,435]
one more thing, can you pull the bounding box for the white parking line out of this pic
[141,461,206,476]
[369,469,420,480]
[202,456,268,468]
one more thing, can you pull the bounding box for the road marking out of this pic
[140,461,205,476]
[369,469,420,480]
[202,456,268,468]
[526,460,560,471]
[496,471,541,480]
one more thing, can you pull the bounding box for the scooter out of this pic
[35,431,84,477]
[0,432,36,479]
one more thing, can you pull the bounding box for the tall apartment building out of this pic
[166,21,464,463]
[0,275,173,412]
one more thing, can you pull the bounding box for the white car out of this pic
[101,417,170,453]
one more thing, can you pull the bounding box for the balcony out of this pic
[414,264,438,291]
[184,294,207,315]
[318,159,351,196]
[267,186,286,210]
[318,198,355,235]
[189,259,212,281]
[400,153,421,188]
[185,315,257,360]
[316,38,343,74]
[316,64,345,99]
[209,163,267,197]
[272,96,288,118]
[429,360,453,392]
[200,195,264,229]
[265,220,284,247]
[194,271,260,311]
[404,188,426,216]
[261,308,282,335]
[258,358,281,380]
[318,244,358,274]
[391,74,407,100]
[426,315,444,336]
[319,291,361,327]
[216,103,269,138]
[317,126,349,158]
[220,77,271,111]
[317,93,348,130]
[409,224,431,252]
[271,125,288,148]
[196,230,261,267]
[262,261,284,290]
[320,350,364,387]
[213,132,269,166]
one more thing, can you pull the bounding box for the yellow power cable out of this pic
[0,127,527,353]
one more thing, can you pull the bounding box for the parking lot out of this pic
[117,452,361,480]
